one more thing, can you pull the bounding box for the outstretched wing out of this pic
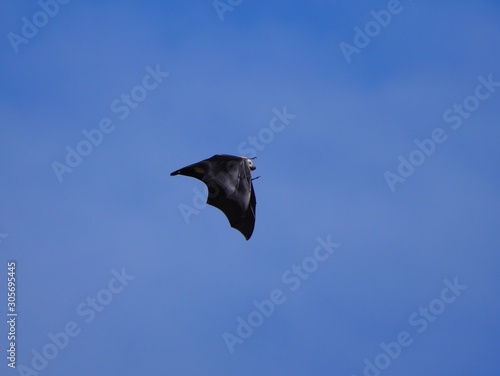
[170,154,256,240]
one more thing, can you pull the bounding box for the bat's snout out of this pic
[244,157,256,171]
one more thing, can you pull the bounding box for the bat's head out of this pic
[242,157,256,171]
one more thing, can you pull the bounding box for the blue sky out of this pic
[1,1,499,375]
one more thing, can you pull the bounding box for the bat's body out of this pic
[171,154,257,240]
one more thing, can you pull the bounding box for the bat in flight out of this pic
[171,154,257,240]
